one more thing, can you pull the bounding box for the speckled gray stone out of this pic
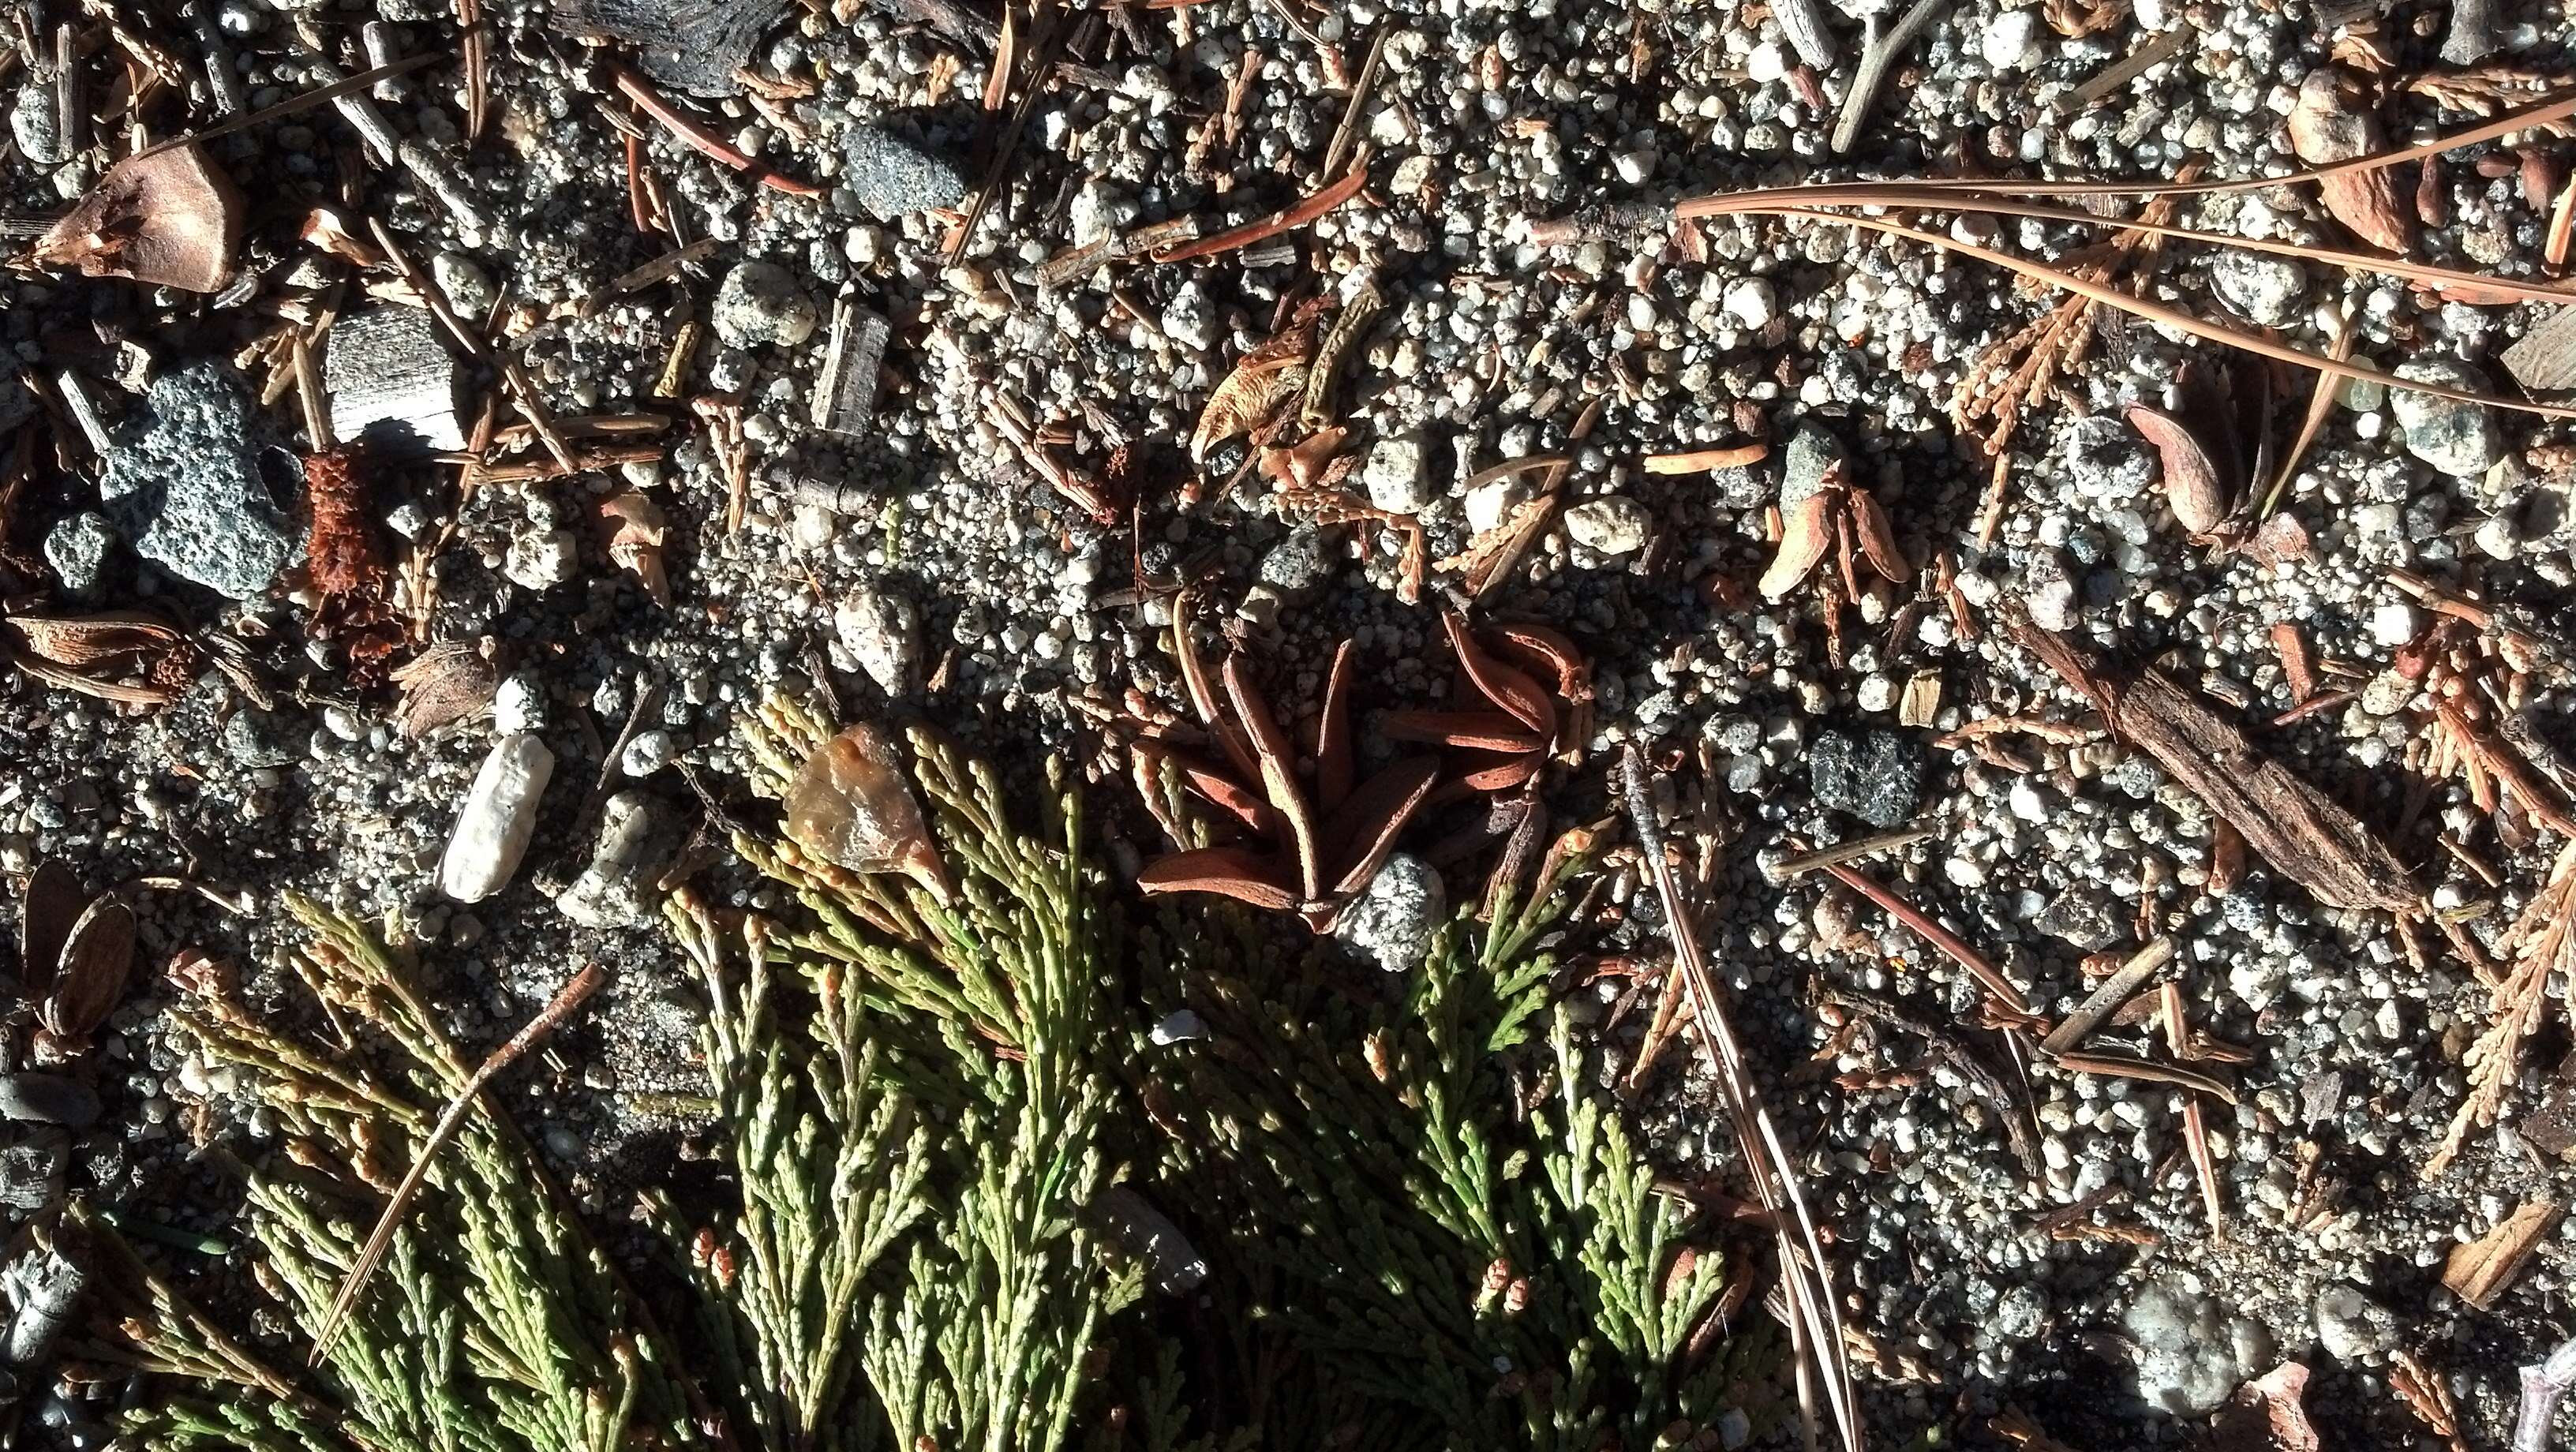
[97,362,294,601]
[841,126,966,220]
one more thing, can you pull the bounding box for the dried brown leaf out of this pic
[1318,756,1440,897]
[2125,402,2233,534]
[2287,71,2416,253]
[1190,326,1316,460]
[35,142,243,292]
[4,612,185,669]
[299,207,385,268]
[388,643,497,739]
[1443,609,1554,738]
[1316,638,1355,814]
[600,490,670,605]
[1379,710,1549,752]
[40,896,133,1040]
[2210,1363,2320,1452]
[1135,845,1298,909]
[1436,492,1557,599]
[1222,657,1325,904]
[2443,1196,2560,1309]
[1761,492,1837,600]
[1850,489,1908,582]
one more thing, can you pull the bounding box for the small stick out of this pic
[945,2,1058,264]
[1645,442,1770,473]
[1775,827,1932,878]
[1151,163,1368,263]
[1821,862,2033,1016]
[1321,28,1387,179]
[2262,312,2355,516]
[290,331,331,453]
[1829,0,1945,155]
[456,0,487,141]
[610,65,819,196]
[2050,1049,2237,1104]
[2514,1335,2576,1452]
[309,964,608,1362]
[2064,24,2189,111]
[1461,454,1571,490]
[1619,748,1862,1452]
[2040,937,2174,1055]
[2161,982,2225,1234]
[2268,687,2357,728]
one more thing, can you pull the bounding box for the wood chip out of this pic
[2443,1196,2560,1310]
[2016,618,2421,915]
[2503,305,2576,392]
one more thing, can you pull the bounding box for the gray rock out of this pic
[2315,1284,2397,1362]
[1364,435,1436,514]
[2035,887,2123,952]
[711,260,818,349]
[9,85,61,167]
[222,709,301,768]
[98,363,295,601]
[2391,361,2503,478]
[1161,279,1217,351]
[1333,853,1446,972]
[1257,527,1333,595]
[2211,251,2307,328]
[841,125,966,220]
[1781,422,1847,511]
[0,1076,98,1129]
[1565,496,1652,555]
[556,791,678,928]
[1808,729,1923,828]
[2,1248,81,1367]
[43,513,110,597]
[0,1132,64,1214]
[2124,1277,2273,1415]
[620,729,677,777]
[833,582,919,697]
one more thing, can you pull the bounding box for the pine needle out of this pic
[307,964,608,1362]
[1619,746,1861,1452]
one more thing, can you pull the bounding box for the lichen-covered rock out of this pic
[98,362,294,600]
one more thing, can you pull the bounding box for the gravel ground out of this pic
[7,0,2576,1443]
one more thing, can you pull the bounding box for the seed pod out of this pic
[1848,489,1908,582]
[39,896,132,1041]
[16,862,81,994]
[34,142,242,292]
[1758,492,1837,601]
[784,723,951,899]
[2125,403,2232,536]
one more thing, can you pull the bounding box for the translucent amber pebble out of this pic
[784,723,948,893]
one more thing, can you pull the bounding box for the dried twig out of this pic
[1831,0,1948,154]
[1619,748,1860,1452]
[611,65,819,196]
[1821,862,2033,1015]
[309,964,608,1360]
[1151,163,1369,264]
[2515,1336,2576,1452]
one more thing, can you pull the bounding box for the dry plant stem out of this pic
[131,54,442,163]
[2264,313,2357,515]
[1321,28,1387,178]
[1686,189,2576,307]
[2041,937,2173,1053]
[1774,826,1933,877]
[2516,1336,2576,1452]
[1646,441,1771,473]
[1821,862,2032,1015]
[609,65,820,196]
[456,0,486,140]
[2162,982,2225,1234]
[307,963,609,1362]
[1619,747,1862,1452]
[1151,163,1369,262]
[1831,0,1948,153]
[945,4,1057,264]
[1688,207,2576,420]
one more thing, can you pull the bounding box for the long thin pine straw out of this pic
[1151,163,1369,263]
[1690,187,2576,308]
[131,54,444,162]
[309,964,608,1362]
[1734,207,2576,420]
[1620,747,1860,1452]
[2261,311,2357,516]
[1821,861,2033,1016]
[1709,89,2576,204]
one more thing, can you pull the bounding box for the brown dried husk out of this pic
[4,612,185,668]
[600,491,670,604]
[390,643,498,739]
[784,723,951,896]
[41,895,133,1039]
[35,142,243,293]
[1760,492,1837,600]
[2125,403,2233,534]
[2286,71,2415,254]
